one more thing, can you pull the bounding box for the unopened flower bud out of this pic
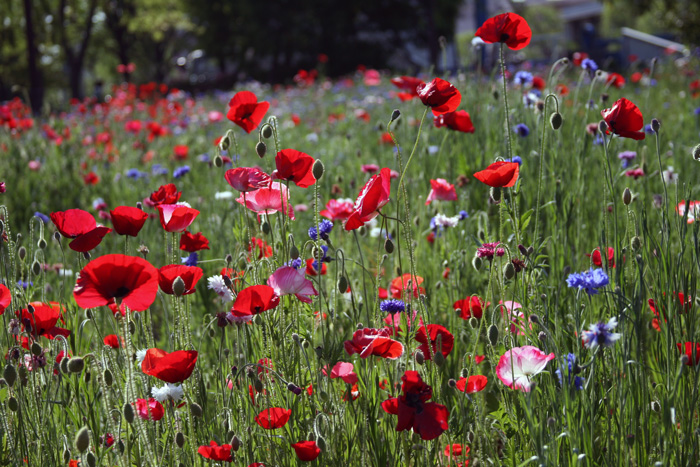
[255,141,267,158]
[31,260,41,276]
[74,426,90,453]
[550,112,563,130]
[190,402,203,417]
[530,314,541,325]
[390,109,401,122]
[37,238,47,250]
[103,369,113,386]
[598,120,608,133]
[231,436,242,451]
[261,221,271,235]
[469,317,478,329]
[680,354,689,366]
[337,276,348,294]
[60,357,69,374]
[17,246,26,261]
[631,236,642,251]
[220,135,231,151]
[3,365,16,387]
[317,436,327,451]
[7,396,18,412]
[86,452,96,467]
[415,351,425,365]
[254,378,264,393]
[67,357,84,374]
[693,144,700,161]
[447,378,457,388]
[538,331,547,342]
[290,244,300,260]
[490,186,502,203]
[434,351,445,367]
[651,400,660,412]
[312,159,325,180]
[651,118,660,132]
[214,155,224,167]
[262,125,273,139]
[172,276,186,297]
[384,238,394,254]
[472,255,483,272]
[175,432,185,448]
[63,448,71,464]
[31,342,42,356]
[83,251,91,260]
[622,187,632,205]
[487,324,499,346]
[503,262,515,280]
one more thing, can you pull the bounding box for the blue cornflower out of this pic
[555,353,584,390]
[173,166,190,179]
[126,168,147,180]
[288,258,303,269]
[581,317,621,349]
[566,268,609,295]
[644,124,654,134]
[152,164,169,176]
[694,107,700,116]
[514,123,530,137]
[197,153,211,163]
[581,58,598,73]
[181,252,198,266]
[380,299,405,314]
[513,71,533,86]
[510,156,523,165]
[593,133,604,145]
[459,210,469,221]
[617,151,636,168]
[308,219,333,241]
[33,212,49,224]
[17,280,32,290]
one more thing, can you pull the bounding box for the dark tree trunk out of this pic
[23,0,43,114]
[58,0,98,99]
[422,0,439,71]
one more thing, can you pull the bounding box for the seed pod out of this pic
[7,396,18,412]
[262,125,273,139]
[67,357,85,374]
[255,141,267,158]
[123,402,135,424]
[103,369,113,387]
[190,402,203,417]
[172,276,186,297]
[74,426,90,453]
[622,187,632,206]
[175,432,185,448]
[4,365,17,387]
[550,112,563,130]
[487,324,499,346]
[312,159,325,180]
[384,238,394,254]
[337,276,348,294]
[86,452,96,467]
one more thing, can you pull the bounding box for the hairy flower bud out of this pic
[487,324,499,346]
[651,118,660,133]
[175,432,185,448]
[290,244,300,260]
[550,112,563,130]
[693,144,700,161]
[631,236,642,251]
[17,246,26,261]
[256,141,267,158]
[3,365,16,388]
[67,357,85,374]
[74,426,90,453]
[598,120,608,134]
[415,351,425,365]
[103,369,113,387]
[262,125,273,139]
[123,402,135,424]
[7,396,18,412]
[172,276,186,297]
[472,255,483,272]
[190,402,203,418]
[503,262,515,280]
[312,159,325,180]
[384,238,394,254]
[37,238,47,250]
[622,187,632,206]
[337,276,348,294]
[31,342,42,357]
[214,155,224,168]
[86,452,96,467]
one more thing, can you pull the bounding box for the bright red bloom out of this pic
[156,204,200,233]
[173,145,189,160]
[320,198,354,221]
[147,184,181,207]
[73,254,159,311]
[473,161,520,188]
[305,258,327,276]
[434,110,474,133]
[17,302,70,340]
[572,52,588,66]
[135,398,164,421]
[649,292,692,331]
[677,342,700,365]
[532,75,545,90]
[587,247,615,268]
[141,348,198,383]
[456,375,488,393]
[273,149,316,188]
[390,274,425,299]
[158,264,203,295]
[0,284,11,315]
[248,237,273,260]
[110,206,148,237]
[381,370,449,440]
[344,327,404,359]
[417,78,462,116]
[344,168,392,231]
[224,167,271,193]
[232,285,280,316]
[179,231,210,252]
[198,441,233,462]
[601,98,645,141]
[255,407,291,429]
[291,441,321,462]
[50,209,111,252]
[425,178,457,205]
[453,296,489,320]
[83,171,99,185]
[390,76,425,97]
[415,324,454,360]
[103,334,121,348]
[606,72,625,88]
[444,444,470,458]
[475,12,532,51]
[227,91,270,134]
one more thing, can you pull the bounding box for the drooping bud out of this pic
[651,118,660,133]
[175,432,185,448]
[622,187,632,206]
[231,436,242,451]
[487,325,499,346]
[447,378,457,388]
[74,426,90,453]
[86,452,96,467]
[254,378,264,393]
[693,144,700,161]
[312,159,325,180]
[472,255,483,272]
[37,238,47,250]
[631,236,642,251]
[490,186,502,203]
[17,246,26,261]
[31,342,42,357]
[214,155,224,167]
[256,141,267,158]
[123,402,135,424]
[337,276,348,294]
[290,244,300,260]
[262,125,273,139]
[172,276,186,297]
[7,396,18,412]
[390,109,401,123]
[103,369,113,386]
[433,351,445,367]
[220,134,231,151]
[598,120,608,134]
[63,449,71,464]
[317,436,327,451]
[384,238,394,254]
[415,351,425,365]
[503,262,515,280]
[550,112,563,130]
[67,357,85,374]
[4,365,17,388]
[190,402,203,417]
[261,221,271,235]
[31,260,41,276]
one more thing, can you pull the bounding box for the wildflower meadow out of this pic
[3,10,700,467]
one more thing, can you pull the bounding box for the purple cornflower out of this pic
[510,156,523,165]
[617,151,636,168]
[308,219,333,241]
[459,210,469,220]
[477,242,505,260]
[514,123,530,137]
[17,280,32,290]
[581,317,621,349]
[694,107,700,116]
[181,252,198,266]
[34,212,49,223]
[173,166,190,178]
[152,164,169,176]
[288,258,303,269]
[581,58,598,73]
[513,71,533,86]
[126,168,148,179]
[380,299,405,314]
[555,353,584,390]
[566,268,609,295]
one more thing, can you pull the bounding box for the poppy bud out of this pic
[384,238,394,254]
[312,159,325,180]
[492,90,499,100]
[469,317,478,329]
[74,426,90,453]
[63,449,71,464]
[651,401,660,412]
[190,402,203,417]
[231,436,242,451]
[31,260,41,276]
[680,354,689,366]
[314,345,324,359]
[68,357,85,374]
[84,371,91,383]
[172,276,186,297]
[434,350,445,367]
[256,141,266,158]
[290,244,300,260]
[291,333,300,344]
[622,187,632,206]
[128,320,135,335]
[487,324,499,346]
[7,396,17,412]
[598,120,608,134]
[103,369,113,386]
[503,262,515,280]
[222,275,232,289]
[631,236,642,251]
[262,125,273,139]
[175,432,185,448]
[447,378,457,388]
[86,452,96,467]
[60,357,70,374]
[358,226,366,237]
[214,155,224,167]
[261,221,271,235]
[547,417,557,430]
[31,342,42,357]
[123,402,135,423]
[337,276,348,294]
[0,220,3,236]
[37,238,47,249]
[550,112,563,130]
[600,93,609,103]
[538,331,547,342]
[302,339,310,348]
[17,246,26,261]
[319,390,329,402]
[317,436,327,451]
[4,364,16,388]
[651,118,660,132]
[490,187,502,203]
[390,109,401,122]
[220,135,231,151]
[415,351,425,365]
[254,378,264,393]
[472,255,483,271]
[83,251,91,260]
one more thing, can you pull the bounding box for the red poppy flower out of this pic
[83,171,99,185]
[255,407,291,429]
[73,254,159,311]
[475,12,532,51]
[156,204,200,233]
[425,178,458,205]
[158,264,203,295]
[417,78,462,116]
[453,296,489,320]
[587,247,615,268]
[135,398,164,421]
[532,75,545,90]
[678,342,700,365]
[179,231,210,252]
[198,441,233,462]
[232,285,280,316]
[344,327,404,359]
[606,72,625,89]
[50,209,111,252]
[248,237,273,260]
[291,441,321,462]
[572,52,588,66]
[381,370,449,440]
[173,145,189,160]
[227,91,270,134]
[0,284,11,315]
[473,161,520,188]
[456,375,488,393]
[141,348,198,383]
[17,302,70,340]
[147,184,181,207]
[103,334,121,348]
[305,258,327,276]
[224,167,271,193]
[415,324,454,360]
[434,110,474,133]
[390,274,425,299]
[601,98,645,141]
[320,198,354,221]
[110,206,148,237]
[649,292,692,331]
[344,168,392,231]
[273,149,316,188]
[390,76,425,97]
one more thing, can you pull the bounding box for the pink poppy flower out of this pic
[361,164,380,174]
[322,361,358,385]
[677,201,700,224]
[344,168,392,231]
[224,167,271,193]
[267,266,318,303]
[320,198,355,221]
[425,178,457,205]
[156,204,200,233]
[236,182,295,220]
[496,346,554,392]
